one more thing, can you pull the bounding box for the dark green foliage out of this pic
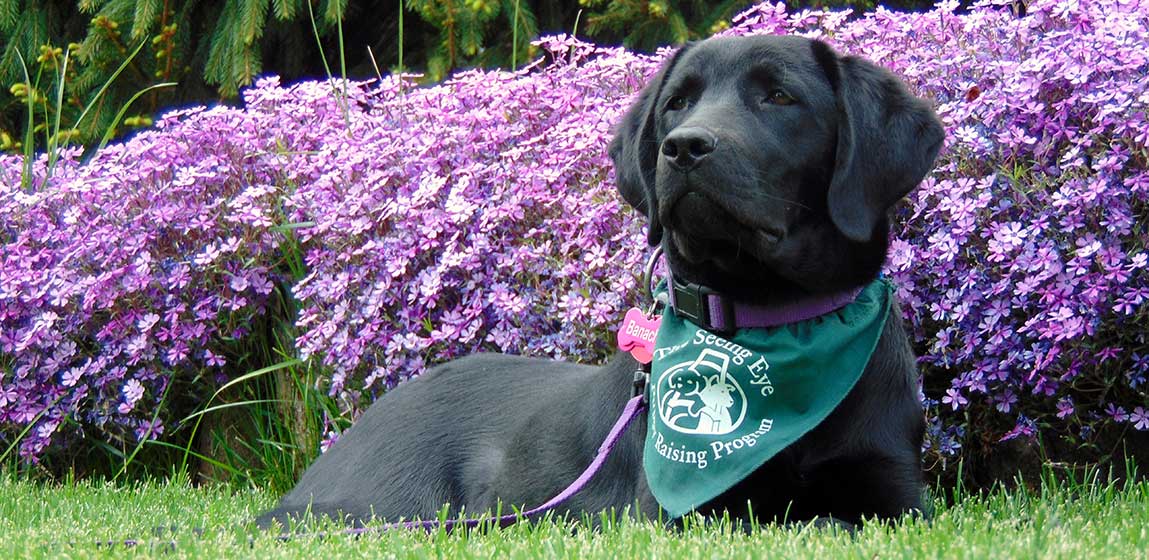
[0,0,940,151]
[581,0,754,50]
[408,0,539,79]
[0,0,341,151]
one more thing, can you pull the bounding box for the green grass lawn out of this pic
[1,474,1147,559]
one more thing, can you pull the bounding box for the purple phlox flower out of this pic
[35,418,61,438]
[194,243,221,267]
[117,379,145,414]
[558,291,592,321]
[1074,235,1102,259]
[1132,352,1149,373]
[61,367,83,388]
[1105,403,1129,423]
[994,389,1018,413]
[1032,375,1057,397]
[999,415,1037,442]
[1056,397,1075,419]
[135,418,164,441]
[250,274,274,295]
[230,273,250,292]
[938,434,962,456]
[122,379,144,403]
[320,430,341,453]
[12,404,38,423]
[1096,346,1122,362]
[1027,346,1060,382]
[137,313,161,333]
[0,385,18,407]
[1127,369,1146,390]
[164,341,190,365]
[1130,407,1149,431]
[943,387,968,411]
[204,349,226,367]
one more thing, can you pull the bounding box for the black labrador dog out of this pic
[258,34,943,529]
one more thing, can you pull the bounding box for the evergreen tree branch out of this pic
[131,0,164,40]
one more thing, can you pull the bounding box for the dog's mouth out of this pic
[666,192,785,270]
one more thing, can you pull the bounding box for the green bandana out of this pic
[642,279,892,518]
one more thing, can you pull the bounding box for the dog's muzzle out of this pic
[665,191,783,266]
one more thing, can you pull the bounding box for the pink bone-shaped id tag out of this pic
[617,307,661,364]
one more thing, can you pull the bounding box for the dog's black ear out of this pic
[817,41,945,243]
[608,45,692,246]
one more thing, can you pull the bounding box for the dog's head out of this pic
[610,36,944,301]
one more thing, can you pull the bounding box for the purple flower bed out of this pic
[0,41,656,463]
[3,0,1148,473]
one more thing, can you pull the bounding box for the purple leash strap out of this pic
[302,393,648,539]
[92,395,646,549]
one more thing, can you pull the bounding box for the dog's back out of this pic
[256,353,655,528]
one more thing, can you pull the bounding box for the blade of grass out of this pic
[0,395,64,467]
[512,0,520,70]
[95,82,177,152]
[114,376,175,481]
[572,8,583,38]
[180,359,303,425]
[14,48,34,193]
[68,40,150,153]
[45,49,69,177]
[398,0,404,74]
[90,439,127,461]
[304,0,350,129]
[570,10,584,61]
[367,46,383,81]
[180,399,287,423]
[144,439,243,477]
[176,358,302,476]
[336,0,347,108]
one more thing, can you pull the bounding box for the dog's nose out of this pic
[661,128,716,172]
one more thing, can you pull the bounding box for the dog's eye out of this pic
[764,90,796,106]
[666,96,688,111]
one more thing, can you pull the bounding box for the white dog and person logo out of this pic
[642,279,893,519]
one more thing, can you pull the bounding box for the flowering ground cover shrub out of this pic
[2,0,1148,481]
[0,41,657,468]
[739,0,1149,471]
[0,114,294,461]
[285,48,656,396]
